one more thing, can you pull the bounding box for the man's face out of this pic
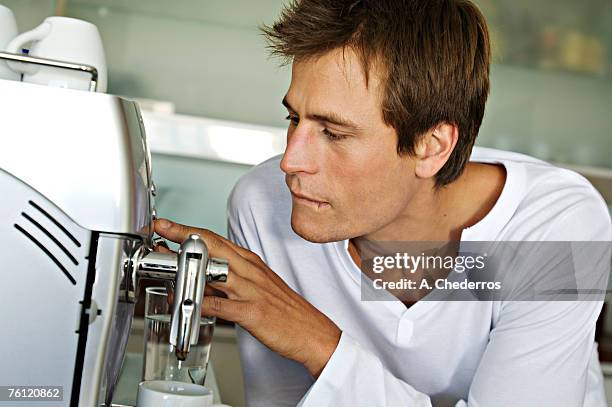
[280,48,419,243]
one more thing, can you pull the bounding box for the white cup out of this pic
[0,5,20,81]
[136,380,214,407]
[6,16,107,92]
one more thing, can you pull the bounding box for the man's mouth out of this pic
[290,191,331,210]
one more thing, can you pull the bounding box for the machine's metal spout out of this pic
[169,234,208,358]
[135,234,229,361]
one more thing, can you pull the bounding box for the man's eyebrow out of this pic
[281,96,361,131]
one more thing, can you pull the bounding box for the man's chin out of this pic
[290,217,347,244]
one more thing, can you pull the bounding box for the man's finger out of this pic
[154,218,262,281]
[208,271,258,300]
[155,219,257,262]
[154,219,196,244]
[200,296,248,323]
[153,244,173,254]
[204,284,226,298]
[216,243,290,289]
[228,243,266,265]
[155,219,230,256]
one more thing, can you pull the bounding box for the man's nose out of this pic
[280,124,318,175]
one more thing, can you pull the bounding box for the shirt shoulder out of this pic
[227,155,294,248]
[228,154,286,212]
[470,147,611,241]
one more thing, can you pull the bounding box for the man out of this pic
[154,0,612,405]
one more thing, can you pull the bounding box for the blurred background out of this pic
[3,1,612,406]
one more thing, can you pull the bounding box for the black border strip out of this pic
[29,200,81,247]
[14,224,76,285]
[21,212,79,266]
[70,232,99,407]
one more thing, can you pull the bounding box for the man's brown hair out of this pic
[262,0,491,186]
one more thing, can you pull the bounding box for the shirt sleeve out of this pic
[463,300,603,407]
[462,195,609,406]
[296,304,603,407]
[297,331,434,407]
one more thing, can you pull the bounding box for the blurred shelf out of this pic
[142,110,286,166]
[143,109,612,204]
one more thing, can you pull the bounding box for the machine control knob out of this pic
[206,258,229,282]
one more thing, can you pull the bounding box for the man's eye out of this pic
[323,128,346,141]
[285,114,299,126]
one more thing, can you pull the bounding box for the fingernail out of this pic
[158,219,171,229]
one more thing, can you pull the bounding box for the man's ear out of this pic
[413,123,458,181]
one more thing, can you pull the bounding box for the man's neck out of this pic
[348,162,506,263]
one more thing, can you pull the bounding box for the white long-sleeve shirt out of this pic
[226,147,612,407]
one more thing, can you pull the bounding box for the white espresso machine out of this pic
[0,52,228,406]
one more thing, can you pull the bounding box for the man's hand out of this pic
[153,218,341,378]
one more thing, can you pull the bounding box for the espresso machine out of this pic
[0,52,228,406]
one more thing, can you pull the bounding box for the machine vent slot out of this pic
[14,224,77,285]
[28,200,81,247]
[21,212,78,266]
